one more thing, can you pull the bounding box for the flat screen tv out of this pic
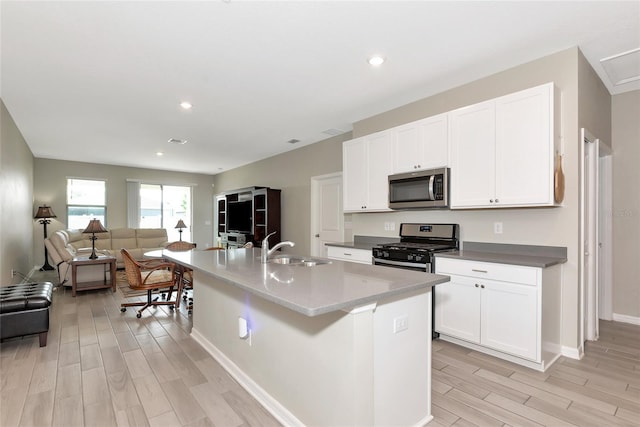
[227,200,253,233]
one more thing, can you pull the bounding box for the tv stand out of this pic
[216,187,281,248]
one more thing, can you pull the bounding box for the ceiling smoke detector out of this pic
[168,138,188,145]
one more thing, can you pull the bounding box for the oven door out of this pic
[373,258,430,272]
[373,257,439,339]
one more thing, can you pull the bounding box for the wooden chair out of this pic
[119,248,178,318]
[166,241,197,313]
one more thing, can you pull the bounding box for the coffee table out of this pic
[70,255,117,297]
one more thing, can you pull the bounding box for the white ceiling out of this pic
[2,1,639,175]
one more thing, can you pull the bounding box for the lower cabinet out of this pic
[435,257,560,371]
[326,246,372,265]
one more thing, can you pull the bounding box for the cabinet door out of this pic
[343,137,368,211]
[393,114,448,173]
[366,131,393,211]
[495,83,554,206]
[449,100,496,208]
[434,274,481,344]
[481,280,538,361]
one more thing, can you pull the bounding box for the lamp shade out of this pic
[35,205,57,219]
[83,219,108,234]
[175,219,187,229]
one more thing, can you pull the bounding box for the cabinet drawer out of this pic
[435,258,538,286]
[326,246,372,265]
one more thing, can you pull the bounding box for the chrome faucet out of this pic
[261,231,295,263]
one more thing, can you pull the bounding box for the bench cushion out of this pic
[0,282,53,314]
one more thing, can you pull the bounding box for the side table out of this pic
[70,255,117,297]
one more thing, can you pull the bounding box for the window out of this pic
[67,178,106,229]
[139,184,192,242]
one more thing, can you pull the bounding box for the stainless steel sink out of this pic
[269,255,331,266]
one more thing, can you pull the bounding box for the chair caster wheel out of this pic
[161,293,166,300]
[183,295,187,301]
[136,313,142,318]
[121,307,126,312]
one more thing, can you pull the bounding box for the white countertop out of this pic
[162,248,449,317]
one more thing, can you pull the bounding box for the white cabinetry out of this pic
[449,82,557,209]
[343,131,393,212]
[435,257,561,371]
[326,246,372,265]
[392,113,448,173]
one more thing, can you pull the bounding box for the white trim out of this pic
[612,313,640,326]
[191,328,305,427]
[437,335,559,372]
[561,345,583,360]
[598,154,613,321]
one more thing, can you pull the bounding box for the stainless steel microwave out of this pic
[388,167,449,209]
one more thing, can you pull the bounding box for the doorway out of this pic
[580,128,613,345]
[310,173,343,257]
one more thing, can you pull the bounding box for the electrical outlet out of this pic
[11,269,16,278]
[494,222,503,234]
[393,315,408,333]
[389,222,395,231]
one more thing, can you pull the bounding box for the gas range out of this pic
[372,223,459,272]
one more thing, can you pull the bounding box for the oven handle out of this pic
[373,258,428,270]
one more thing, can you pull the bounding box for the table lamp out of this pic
[175,219,187,241]
[83,219,108,259]
[34,205,57,271]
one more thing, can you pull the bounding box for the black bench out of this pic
[0,282,53,347]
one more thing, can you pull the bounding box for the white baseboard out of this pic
[612,313,640,326]
[190,328,304,427]
[561,345,583,360]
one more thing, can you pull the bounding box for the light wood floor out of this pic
[1,273,639,427]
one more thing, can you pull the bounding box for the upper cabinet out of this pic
[449,82,558,209]
[343,131,393,212]
[392,113,448,174]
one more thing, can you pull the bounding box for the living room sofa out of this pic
[44,228,169,287]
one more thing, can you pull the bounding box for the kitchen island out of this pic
[163,248,449,427]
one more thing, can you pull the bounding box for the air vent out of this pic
[322,128,345,136]
[168,138,188,145]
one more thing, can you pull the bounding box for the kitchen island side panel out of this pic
[191,270,432,427]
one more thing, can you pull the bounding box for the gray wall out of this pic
[1,100,35,284]
[352,47,587,351]
[33,159,216,265]
[612,90,640,319]
[213,133,348,255]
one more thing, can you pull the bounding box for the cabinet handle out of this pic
[489,199,494,203]
[472,269,488,273]
[343,253,352,256]
[475,284,479,288]
[481,284,485,289]
[495,199,499,203]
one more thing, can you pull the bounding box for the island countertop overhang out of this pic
[162,248,449,317]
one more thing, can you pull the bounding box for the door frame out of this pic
[579,128,613,346]
[310,172,344,257]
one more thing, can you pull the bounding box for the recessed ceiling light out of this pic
[180,102,192,110]
[168,138,188,145]
[156,151,164,156]
[368,55,385,66]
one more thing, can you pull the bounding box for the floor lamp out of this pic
[35,205,56,271]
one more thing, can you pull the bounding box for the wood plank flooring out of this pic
[1,273,639,426]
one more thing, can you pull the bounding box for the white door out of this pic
[580,129,599,342]
[310,173,344,257]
